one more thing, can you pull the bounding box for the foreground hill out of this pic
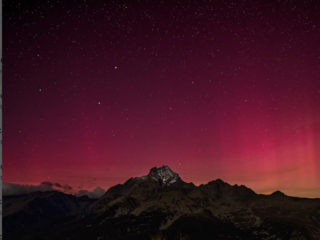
[4,166,320,240]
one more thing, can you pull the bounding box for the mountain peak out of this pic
[147,166,180,186]
[271,190,286,197]
[149,165,173,173]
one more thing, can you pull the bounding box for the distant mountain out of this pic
[4,166,320,240]
[3,190,95,232]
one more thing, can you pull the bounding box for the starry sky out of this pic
[3,0,320,198]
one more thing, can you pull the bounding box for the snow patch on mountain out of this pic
[148,165,180,186]
[137,165,180,186]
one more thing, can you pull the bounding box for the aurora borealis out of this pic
[3,0,320,198]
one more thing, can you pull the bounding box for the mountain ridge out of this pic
[4,165,320,240]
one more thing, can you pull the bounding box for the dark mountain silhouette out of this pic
[3,190,95,232]
[4,166,320,240]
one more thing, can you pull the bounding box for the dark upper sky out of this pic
[3,0,320,198]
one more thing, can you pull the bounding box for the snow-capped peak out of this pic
[147,166,180,186]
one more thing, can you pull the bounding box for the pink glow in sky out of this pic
[3,0,320,198]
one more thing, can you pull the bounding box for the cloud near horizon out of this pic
[2,182,73,195]
[3,182,105,199]
[75,187,105,199]
[3,182,64,196]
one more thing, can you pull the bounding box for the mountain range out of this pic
[4,166,320,240]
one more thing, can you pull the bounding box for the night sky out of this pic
[3,0,320,198]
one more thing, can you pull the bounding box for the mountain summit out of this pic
[147,165,180,186]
